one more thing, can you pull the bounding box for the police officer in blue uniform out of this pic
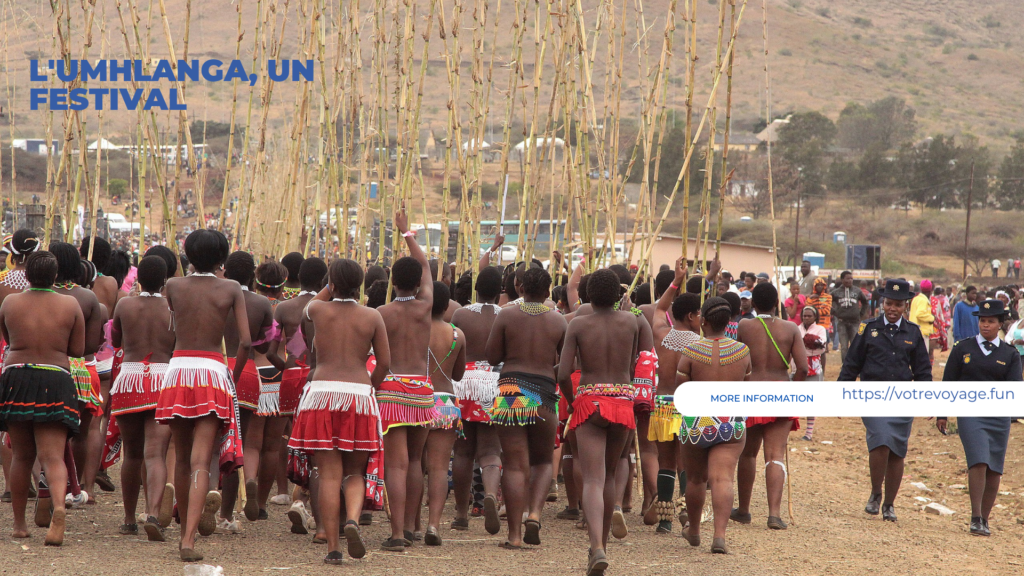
[838,278,932,522]
[938,299,1022,536]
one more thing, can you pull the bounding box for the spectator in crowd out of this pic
[831,271,869,360]
[952,285,980,343]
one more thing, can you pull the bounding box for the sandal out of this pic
[144,516,166,542]
[483,494,501,535]
[610,507,627,539]
[119,523,139,535]
[323,550,344,565]
[497,541,523,550]
[179,548,204,562]
[682,530,700,547]
[197,491,221,537]
[451,517,469,531]
[381,537,406,552]
[358,511,373,526]
[767,516,788,530]
[556,507,580,521]
[587,549,609,576]
[729,508,751,524]
[711,537,728,554]
[312,535,328,545]
[424,526,442,546]
[344,520,366,559]
[523,518,541,546]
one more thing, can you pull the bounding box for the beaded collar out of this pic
[394,295,416,302]
[661,328,700,352]
[519,301,552,316]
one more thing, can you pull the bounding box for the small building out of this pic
[755,115,792,144]
[712,132,761,153]
[729,179,759,198]
[12,138,60,155]
[638,234,776,276]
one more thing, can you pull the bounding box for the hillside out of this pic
[1,0,1022,150]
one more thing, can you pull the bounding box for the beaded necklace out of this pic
[26,287,56,294]
[661,328,700,352]
[191,272,217,277]
[332,298,358,303]
[519,301,552,316]
[54,281,78,291]
[394,295,416,302]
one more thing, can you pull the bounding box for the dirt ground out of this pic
[3,354,1024,576]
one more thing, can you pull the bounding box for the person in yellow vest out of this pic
[910,280,936,356]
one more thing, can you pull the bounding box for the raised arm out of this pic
[230,284,252,383]
[395,208,433,304]
[479,234,505,272]
[567,257,585,312]
[654,256,687,332]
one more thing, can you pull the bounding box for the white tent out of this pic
[87,138,121,150]
[462,138,491,151]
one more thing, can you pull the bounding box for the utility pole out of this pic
[793,187,801,272]
[963,161,975,280]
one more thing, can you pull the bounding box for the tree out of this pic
[894,135,989,209]
[190,120,237,143]
[775,111,836,200]
[994,137,1024,210]
[836,96,917,151]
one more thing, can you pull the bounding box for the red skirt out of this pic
[455,361,499,424]
[227,357,261,412]
[558,370,582,424]
[288,381,383,452]
[567,383,637,432]
[110,360,168,416]
[746,416,801,431]
[376,375,437,434]
[155,350,235,423]
[633,349,657,415]
[279,365,310,416]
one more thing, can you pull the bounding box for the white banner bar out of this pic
[673,381,1022,417]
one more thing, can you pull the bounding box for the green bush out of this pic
[942,43,956,55]
[107,178,128,198]
[852,17,872,27]
[981,15,1000,28]
[815,7,830,18]
[967,53,979,61]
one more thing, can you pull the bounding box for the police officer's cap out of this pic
[877,278,914,301]
[973,299,1006,317]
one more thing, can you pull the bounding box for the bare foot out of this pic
[45,508,66,546]
[12,528,31,538]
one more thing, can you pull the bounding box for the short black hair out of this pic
[578,273,592,304]
[179,253,190,275]
[685,275,706,295]
[672,292,702,323]
[10,229,39,262]
[751,282,779,313]
[25,251,58,288]
[107,250,132,288]
[551,285,566,307]
[364,265,388,291]
[144,245,178,278]
[502,263,518,297]
[521,267,551,299]
[634,282,652,306]
[654,269,675,299]
[184,229,229,273]
[392,256,423,291]
[432,281,450,317]
[137,255,168,293]
[281,252,304,282]
[80,236,112,270]
[224,251,255,288]
[49,242,82,284]
[453,272,473,305]
[329,258,364,300]
[298,257,328,291]
[802,260,811,265]
[256,261,287,292]
[701,296,733,332]
[366,279,389,308]
[476,266,503,301]
[840,270,852,279]
[965,285,977,293]
[722,291,741,316]
[587,269,621,308]
[608,264,631,286]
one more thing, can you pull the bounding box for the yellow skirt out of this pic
[648,395,682,442]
